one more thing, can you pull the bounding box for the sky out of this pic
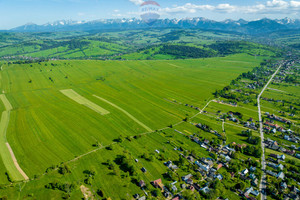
[0,0,299,29]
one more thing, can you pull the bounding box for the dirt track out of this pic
[0,94,29,181]
[6,143,29,180]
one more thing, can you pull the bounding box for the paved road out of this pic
[258,62,283,200]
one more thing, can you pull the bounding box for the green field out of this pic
[0,54,266,199]
[0,94,26,181]
[60,89,110,115]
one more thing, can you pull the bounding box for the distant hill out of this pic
[10,17,300,35]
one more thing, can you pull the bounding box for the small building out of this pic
[186,178,193,184]
[277,164,284,170]
[281,182,287,190]
[200,186,210,194]
[241,169,249,176]
[277,172,285,179]
[182,174,193,182]
[141,167,147,173]
[249,174,256,180]
[250,166,256,172]
[251,178,258,186]
[171,185,177,192]
[215,174,223,181]
[217,163,223,170]
[139,180,146,188]
[152,179,164,191]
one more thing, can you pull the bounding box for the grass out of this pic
[60,89,110,115]
[0,94,25,181]
[0,54,267,198]
[93,95,152,132]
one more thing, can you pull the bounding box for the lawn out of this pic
[0,54,266,198]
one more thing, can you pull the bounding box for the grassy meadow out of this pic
[0,53,266,199]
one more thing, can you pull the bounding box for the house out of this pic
[186,178,193,184]
[182,174,193,182]
[268,162,277,169]
[250,166,256,172]
[285,149,295,155]
[270,154,278,158]
[193,183,201,192]
[284,135,290,140]
[225,155,231,162]
[201,143,208,149]
[279,147,286,152]
[251,178,258,186]
[215,174,223,180]
[188,185,195,191]
[241,169,249,176]
[200,186,210,194]
[244,187,253,196]
[204,139,210,145]
[203,158,214,167]
[278,154,285,160]
[139,180,146,188]
[195,161,210,172]
[251,189,260,196]
[270,143,279,150]
[281,182,287,190]
[171,185,177,192]
[187,156,194,162]
[172,196,180,200]
[249,174,256,180]
[164,161,172,168]
[277,164,284,170]
[163,191,170,198]
[277,172,285,179]
[152,179,164,191]
[217,163,223,170]
[220,154,231,162]
[266,170,277,177]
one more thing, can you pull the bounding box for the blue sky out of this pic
[0,0,299,29]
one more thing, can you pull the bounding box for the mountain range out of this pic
[9,17,300,35]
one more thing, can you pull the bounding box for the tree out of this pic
[235,182,245,190]
[178,155,186,167]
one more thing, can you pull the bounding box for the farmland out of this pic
[0,53,266,199]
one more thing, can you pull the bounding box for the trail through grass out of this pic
[0,94,28,181]
[93,95,152,132]
[60,89,110,115]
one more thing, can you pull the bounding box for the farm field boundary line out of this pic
[60,89,110,115]
[93,95,152,132]
[17,98,217,184]
[0,94,29,181]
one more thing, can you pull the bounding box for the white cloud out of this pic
[290,0,300,7]
[129,0,144,6]
[161,0,300,15]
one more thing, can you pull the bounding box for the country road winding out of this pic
[258,62,283,200]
